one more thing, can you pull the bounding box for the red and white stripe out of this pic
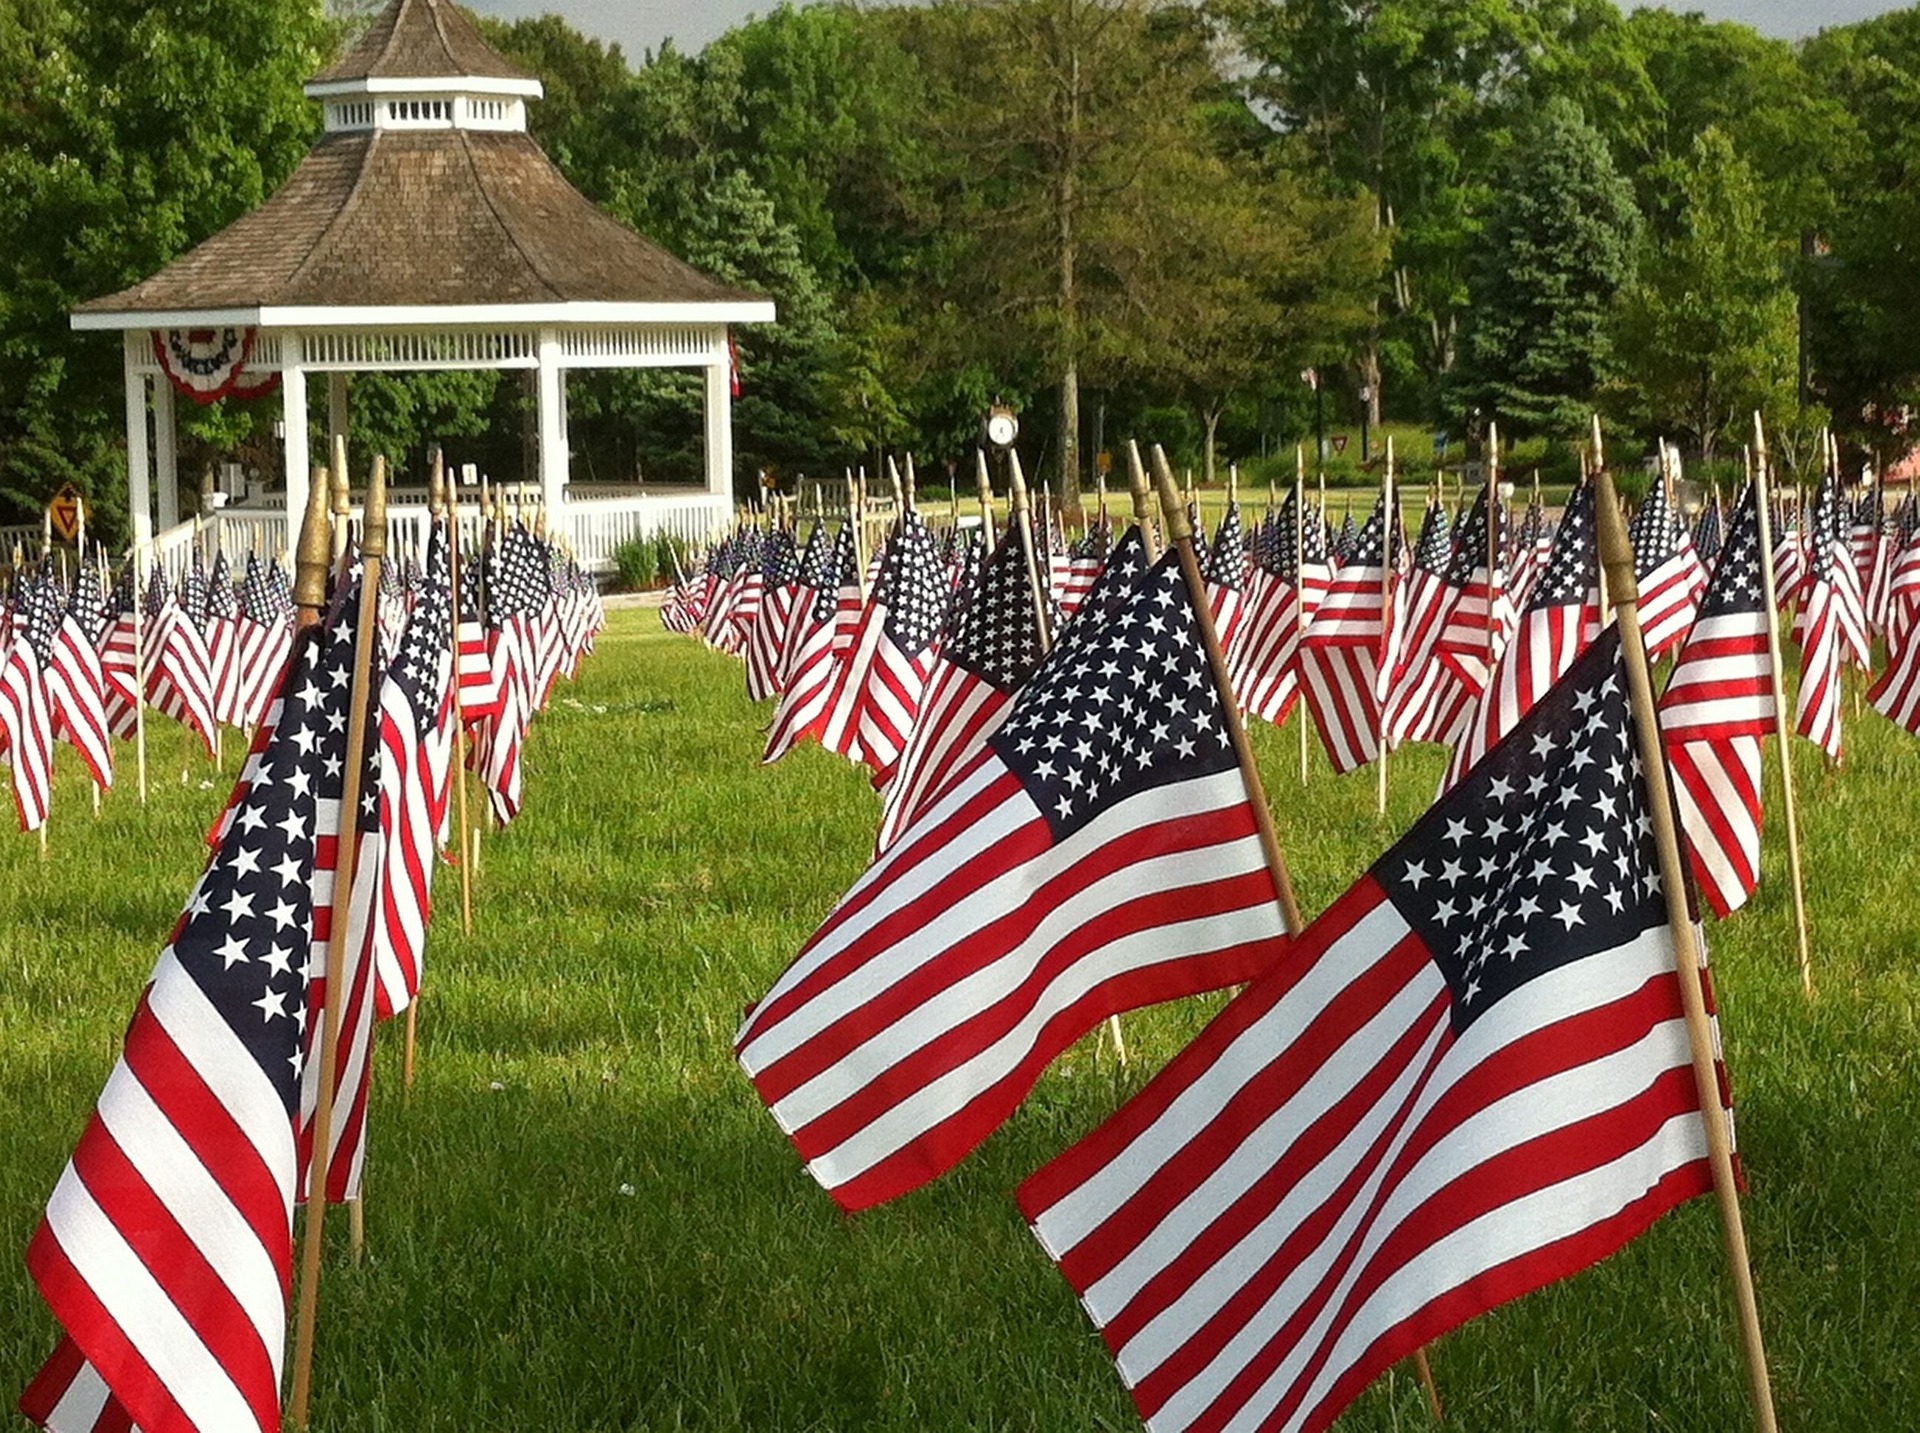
[47,611,114,791]
[1662,614,1774,917]
[1445,603,1591,787]
[1296,546,1389,773]
[1020,887,1720,1433]
[0,630,54,831]
[737,751,1286,1213]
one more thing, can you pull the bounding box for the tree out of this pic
[1459,98,1640,436]
[1612,128,1796,460]
[0,0,334,539]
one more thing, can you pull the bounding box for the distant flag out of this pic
[762,525,857,764]
[204,551,244,728]
[146,563,219,757]
[232,553,297,731]
[1380,498,1455,746]
[369,521,457,1020]
[746,529,802,703]
[737,551,1290,1212]
[1445,480,1599,788]
[0,565,58,830]
[1297,494,1394,773]
[18,601,348,1433]
[1205,503,1249,655]
[1693,490,1725,566]
[454,541,499,722]
[1793,473,1851,760]
[873,514,1058,854]
[1233,489,1330,728]
[47,566,113,791]
[1630,474,1706,660]
[1662,483,1775,917]
[1021,628,1734,1433]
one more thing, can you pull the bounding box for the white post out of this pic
[281,332,309,543]
[328,371,349,484]
[704,328,734,506]
[153,373,179,532]
[536,326,568,536]
[123,335,153,548]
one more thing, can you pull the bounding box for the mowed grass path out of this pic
[4,607,1919,1431]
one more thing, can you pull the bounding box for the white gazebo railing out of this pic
[135,488,733,583]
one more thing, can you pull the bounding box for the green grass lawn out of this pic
[4,609,1919,1430]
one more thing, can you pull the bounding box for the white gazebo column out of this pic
[281,331,310,536]
[152,373,179,531]
[535,327,568,530]
[703,330,734,503]
[123,335,152,548]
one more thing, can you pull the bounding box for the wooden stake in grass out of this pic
[288,456,388,1433]
[130,537,149,806]
[1591,453,1781,1433]
[1376,438,1396,818]
[1298,446,1311,784]
[974,449,998,554]
[1750,414,1815,996]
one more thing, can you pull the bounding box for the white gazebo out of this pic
[71,0,774,571]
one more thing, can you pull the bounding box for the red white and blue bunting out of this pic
[151,327,281,404]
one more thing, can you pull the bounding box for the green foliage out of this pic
[0,0,335,540]
[609,531,690,591]
[1458,98,1641,437]
[1611,129,1797,460]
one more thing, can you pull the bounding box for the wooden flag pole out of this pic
[1297,447,1310,783]
[131,537,149,805]
[1151,446,1302,933]
[1750,415,1815,996]
[1592,453,1780,1433]
[288,459,387,1433]
[1376,438,1395,817]
[1126,441,1159,560]
[1006,451,1056,651]
[975,450,998,553]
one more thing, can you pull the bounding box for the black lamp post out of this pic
[1359,382,1373,463]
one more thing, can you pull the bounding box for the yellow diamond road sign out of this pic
[48,484,83,544]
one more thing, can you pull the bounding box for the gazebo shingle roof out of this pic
[311,0,538,86]
[74,129,765,314]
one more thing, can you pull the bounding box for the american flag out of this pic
[873,513,1053,855]
[763,524,857,764]
[368,520,456,1021]
[1693,491,1724,566]
[295,567,384,1207]
[1429,489,1512,728]
[1297,495,1395,773]
[454,537,499,722]
[204,551,244,728]
[1380,498,1456,747]
[47,566,114,791]
[1770,498,1805,615]
[231,553,296,732]
[1629,476,1706,660]
[746,529,802,703]
[737,551,1291,1212]
[472,525,544,825]
[818,511,947,779]
[1206,503,1249,656]
[1793,474,1851,760]
[1020,627,1732,1433]
[0,564,58,830]
[1661,482,1775,917]
[1445,480,1599,789]
[19,603,348,1433]
[146,564,219,757]
[1233,489,1330,728]
[1508,497,1554,608]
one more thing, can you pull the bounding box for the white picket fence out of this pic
[137,489,734,583]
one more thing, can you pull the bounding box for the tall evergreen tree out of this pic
[1460,98,1640,435]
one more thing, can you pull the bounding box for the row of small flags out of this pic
[13,465,607,1433]
[0,504,605,836]
[658,429,1879,1431]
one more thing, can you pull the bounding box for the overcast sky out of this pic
[465,0,1909,64]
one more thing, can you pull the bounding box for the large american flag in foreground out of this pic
[20,606,346,1433]
[1021,628,1730,1433]
[738,551,1291,1212]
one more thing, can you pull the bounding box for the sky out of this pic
[465,0,1909,64]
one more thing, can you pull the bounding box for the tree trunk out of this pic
[1203,405,1222,490]
[1056,34,1082,514]
[1362,340,1383,431]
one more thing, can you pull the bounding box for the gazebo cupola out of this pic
[73,0,774,561]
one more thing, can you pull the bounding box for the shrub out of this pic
[612,538,658,591]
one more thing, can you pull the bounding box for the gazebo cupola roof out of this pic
[305,0,544,135]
